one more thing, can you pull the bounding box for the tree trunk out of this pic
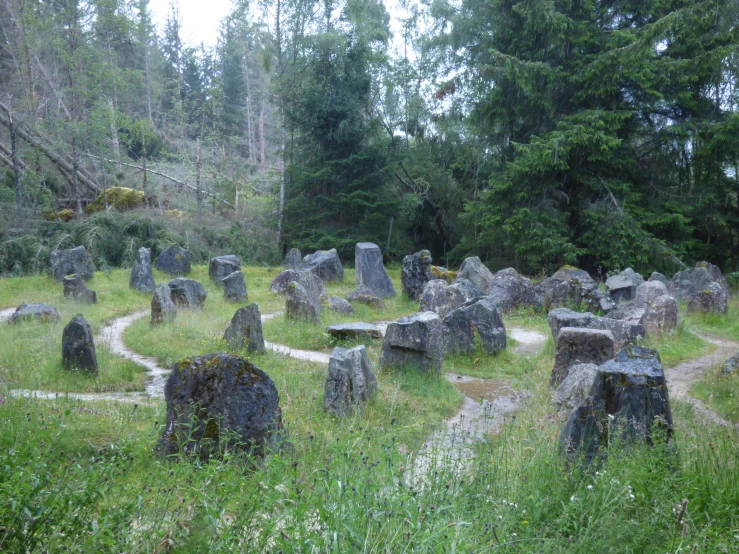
[196,139,203,217]
[260,101,266,176]
[276,104,286,248]
[8,110,23,221]
[108,99,121,168]
[72,138,82,218]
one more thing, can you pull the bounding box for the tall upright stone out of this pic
[155,245,191,276]
[62,315,98,374]
[355,242,396,298]
[129,247,156,293]
[286,282,321,324]
[209,255,241,286]
[551,327,615,386]
[49,246,95,282]
[324,345,378,417]
[380,312,444,374]
[222,271,248,302]
[454,256,495,294]
[443,297,507,355]
[401,250,433,301]
[284,248,302,269]
[223,304,265,353]
[151,283,177,325]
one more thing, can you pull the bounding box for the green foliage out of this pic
[84,187,146,213]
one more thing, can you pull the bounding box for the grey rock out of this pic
[8,303,59,324]
[347,285,387,309]
[551,266,598,292]
[156,352,284,460]
[536,267,614,313]
[168,278,207,309]
[720,353,739,375]
[696,261,730,295]
[443,297,506,355]
[326,322,382,340]
[222,271,248,303]
[669,266,717,301]
[419,280,449,315]
[62,315,97,374]
[454,256,495,294]
[298,249,344,282]
[355,242,396,298]
[209,255,241,286]
[486,267,539,311]
[548,308,645,350]
[687,282,728,314]
[129,247,156,293]
[224,304,264,353]
[324,345,378,417]
[643,294,679,337]
[270,269,304,294]
[284,248,302,269]
[551,327,615,386]
[402,250,434,301]
[618,268,644,287]
[298,272,327,305]
[151,284,177,325]
[380,312,444,374]
[286,282,321,324]
[561,346,673,464]
[648,272,668,286]
[49,246,95,282]
[552,363,599,415]
[634,280,669,308]
[606,275,636,305]
[419,278,483,319]
[327,295,355,314]
[155,245,191,276]
[63,274,97,304]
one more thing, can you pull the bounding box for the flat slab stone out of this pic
[326,322,382,340]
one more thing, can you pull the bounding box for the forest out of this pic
[2,0,739,276]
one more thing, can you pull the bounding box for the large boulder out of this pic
[168,278,207,309]
[551,327,615,386]
[223,304,264,353]
[324,345,378,417]
[420,278,483,319]
[552,363,599,416]
[696,261,730,295]
[298,272,327,304]
[548,308,645,350]
[443,297,506,355]
[298,249,344,282]
[669,266,718,301]
[454,256,495,294]
[151,284,177,325]
[535,267,615,313]
[401,250,434,301]
[222,271,248,303]
[355,242,396,298]
[62,274,97,304]
[347,285,387,309]
[606,275,637,305]
[634,280,669,307]
[49,246,95,282]
[284,248,302,269]
[687,282,728,314]
[129,247,156,293]
[607,281,678,337]
[618,268,645,287]
[419,279,450,315]
[648,272,668,287]
[561,346,673,464]
[486,268,539,311]
[209,255,241,286]
[326,322,382,340]
[270,269,303,294]
[380,312,444,374]
[156,353,284,460]
[286,282,321,324]
[62,315,98,374]
[326,295,355,314]
[155,245,191,276]
[8,303,59,324]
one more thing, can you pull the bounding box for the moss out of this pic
[430,265,457,283]
[43,209,76,222]
[165,209,185,218]
[84,187,145,214]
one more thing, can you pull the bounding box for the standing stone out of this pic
[168,278,207,309]
[548,308,644,350]
[402,250,434,301]
[270,269,304,294]
[209,255,241,286]
[606,275,637,305]
[536,266,615,313]
[648,272,668,287]
[355,242,396,298]
[223,304,264,353]
[419,278,483,319]
[63,274,97,304]
[618,268,645,287]
[222,271,248,302]
[327,295,355,314]
[155,245,191,276]
[151,284,177,325]
[551,327,615,386]
[380,312,444,374]
[298,272,327,304]
[8,303,60,324]
[284,248,302,269]
[286,282,321,324]
[419,279,449,314]
[443,297,506,355]
[454,256,495,294]
[669,266,717,300]
[347,285,387,309]
[326,322,382,340]
[49,246,95,282]
[298,249,344,282]
[687,282,728,314]
[62,315,98,374]
[129,247,156,293]
[324,345,378,417]
[552,363,599,416]
[634,280,669,307]
[561,346,673,464]
[156,352,283,460]
[486,267,539,312]
[696,261,730,295]
[642,295,679,337]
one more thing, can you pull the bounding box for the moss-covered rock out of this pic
[84,187,145,214]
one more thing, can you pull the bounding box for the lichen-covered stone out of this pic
[155,245,191,276]
[454,256,495,294]
[355,242,396,298]
[223,304,264,353]
[618,268,644,287]
[380,312,444,374]
[402,250,433,301]
[129,247,156,293]
[286,282,321,324]
[443,297,506,355]
[648,272,668,286]
[696,261,730,296]
[687,282,728,314]
[298,249,344,282]
[606,275,636,305]
[326,322,382,340]
[168,278,207,309]
[419,279,449,315]
[270,269,303,294]
[62,315,97,374]
[669,266,717,301]
[151,284,177,325]
[536,266,615,313]
[324,346,378,417]
[222,271,248,302]
[63,274,97,304]
[548,307,644,350]
[347,285,387,309]
[552,363,599,416]
[419,278,483,319]
[486,267,539,312]
[156,352,283,460]
[209,255,241,286]
[8,303,60,324]
[551,327,615,386]
[326,295,355,314]
[642,295,679,337]
[284,248,302,269]
[49,246,95,282]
